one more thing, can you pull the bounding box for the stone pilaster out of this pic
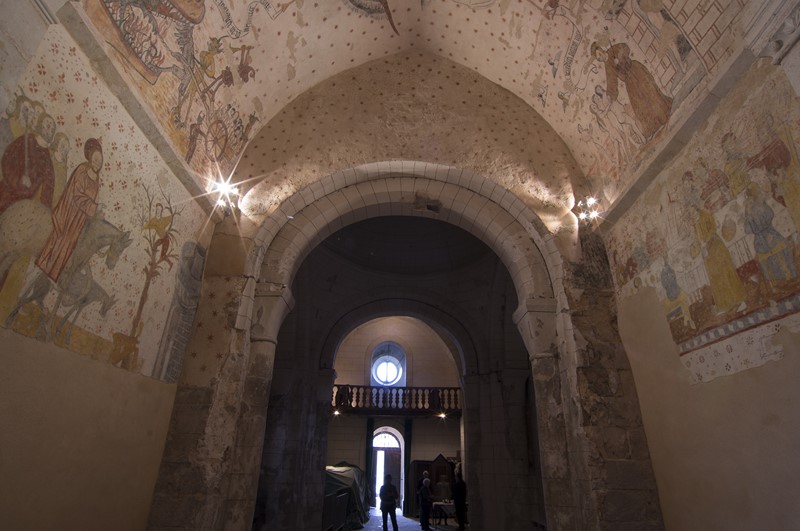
[563,231,663,531]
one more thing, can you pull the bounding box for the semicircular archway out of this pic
[150,161,662,531]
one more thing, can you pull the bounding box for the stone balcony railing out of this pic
[331,384,462,417]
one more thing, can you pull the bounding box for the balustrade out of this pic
[331,384,461,416]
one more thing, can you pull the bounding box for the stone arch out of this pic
[241,162,572,530]
[242,161,562,340]
[151,160,661,531]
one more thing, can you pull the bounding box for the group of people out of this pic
[379,468,467,531]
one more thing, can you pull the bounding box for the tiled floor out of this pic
[363,508,463,531]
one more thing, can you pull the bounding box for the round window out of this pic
[372,355,403,386]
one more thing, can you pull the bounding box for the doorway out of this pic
[372,429,403,510]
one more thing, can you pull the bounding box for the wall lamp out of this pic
[573,196,602,224]
[213,176,240,216]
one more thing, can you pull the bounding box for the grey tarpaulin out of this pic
[324,463,370,529]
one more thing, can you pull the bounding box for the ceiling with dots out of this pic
[78,0,751,224]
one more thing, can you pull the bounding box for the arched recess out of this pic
[149,161,662,531]
[318,297,478,380]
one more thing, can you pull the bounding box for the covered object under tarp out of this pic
[323,463,370,530]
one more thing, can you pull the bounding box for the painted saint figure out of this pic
[0,113,57,215]
[693,206,745,313]
[36,138,103,282]
[743,184,797,283]
[592,42,673,141]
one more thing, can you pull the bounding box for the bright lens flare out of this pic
[573,195,603,225]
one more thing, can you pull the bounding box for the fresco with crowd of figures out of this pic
[0,26,207,382]
[606,61,800,382]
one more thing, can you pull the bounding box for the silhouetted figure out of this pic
[419,477,432,530]
[453,471,467,530]
[379,474,399,531]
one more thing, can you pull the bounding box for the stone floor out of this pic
[363,508,463,531]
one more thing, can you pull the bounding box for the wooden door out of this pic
[372,447,403,508]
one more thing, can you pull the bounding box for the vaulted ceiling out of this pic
[71,0,753,225]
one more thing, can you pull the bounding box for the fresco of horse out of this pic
[4,201,133,343]
[50,266,118,345]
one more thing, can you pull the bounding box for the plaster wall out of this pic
[334,316,459,388]
[326,415,367,467]
[607,59,800,529]
[408,417,462,464]
[619,288,800,531]
[0,328,175,531]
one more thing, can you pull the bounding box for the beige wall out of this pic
[334,316,460,388]
[408,417,462,463]
[0,329,176,531]
[327,416,368,468]
[619,288,800,531]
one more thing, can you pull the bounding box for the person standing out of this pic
[453,470,467,530]
[419,477,433,531]
[379,474,399,531]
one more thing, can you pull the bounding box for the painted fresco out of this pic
[606,62,800,383]
[0,26,206,381]
[82,0,285,178]
[75,0,750,213]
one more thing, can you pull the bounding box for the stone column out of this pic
[220,339,275,531]
[460,373,483,529]
[147,276,254,531]
[514,298,580,529]
[260,355,336,530]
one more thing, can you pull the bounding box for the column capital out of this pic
[249,282,294,343]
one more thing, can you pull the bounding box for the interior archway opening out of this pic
[256,213,548,530]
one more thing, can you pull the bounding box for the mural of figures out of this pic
[591,41,672,142]
[747,115,800,232]
[84,0,265,174]
[606,64,800,382]
[116,185,183,371]
[4,197,132,342]
[692,204,745,314]
[589,84,644,166]
[632,0,694,85]
[0,112,56,215]
[0,27,208,380]
[744,183,797,285]
[36,138,103,282]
